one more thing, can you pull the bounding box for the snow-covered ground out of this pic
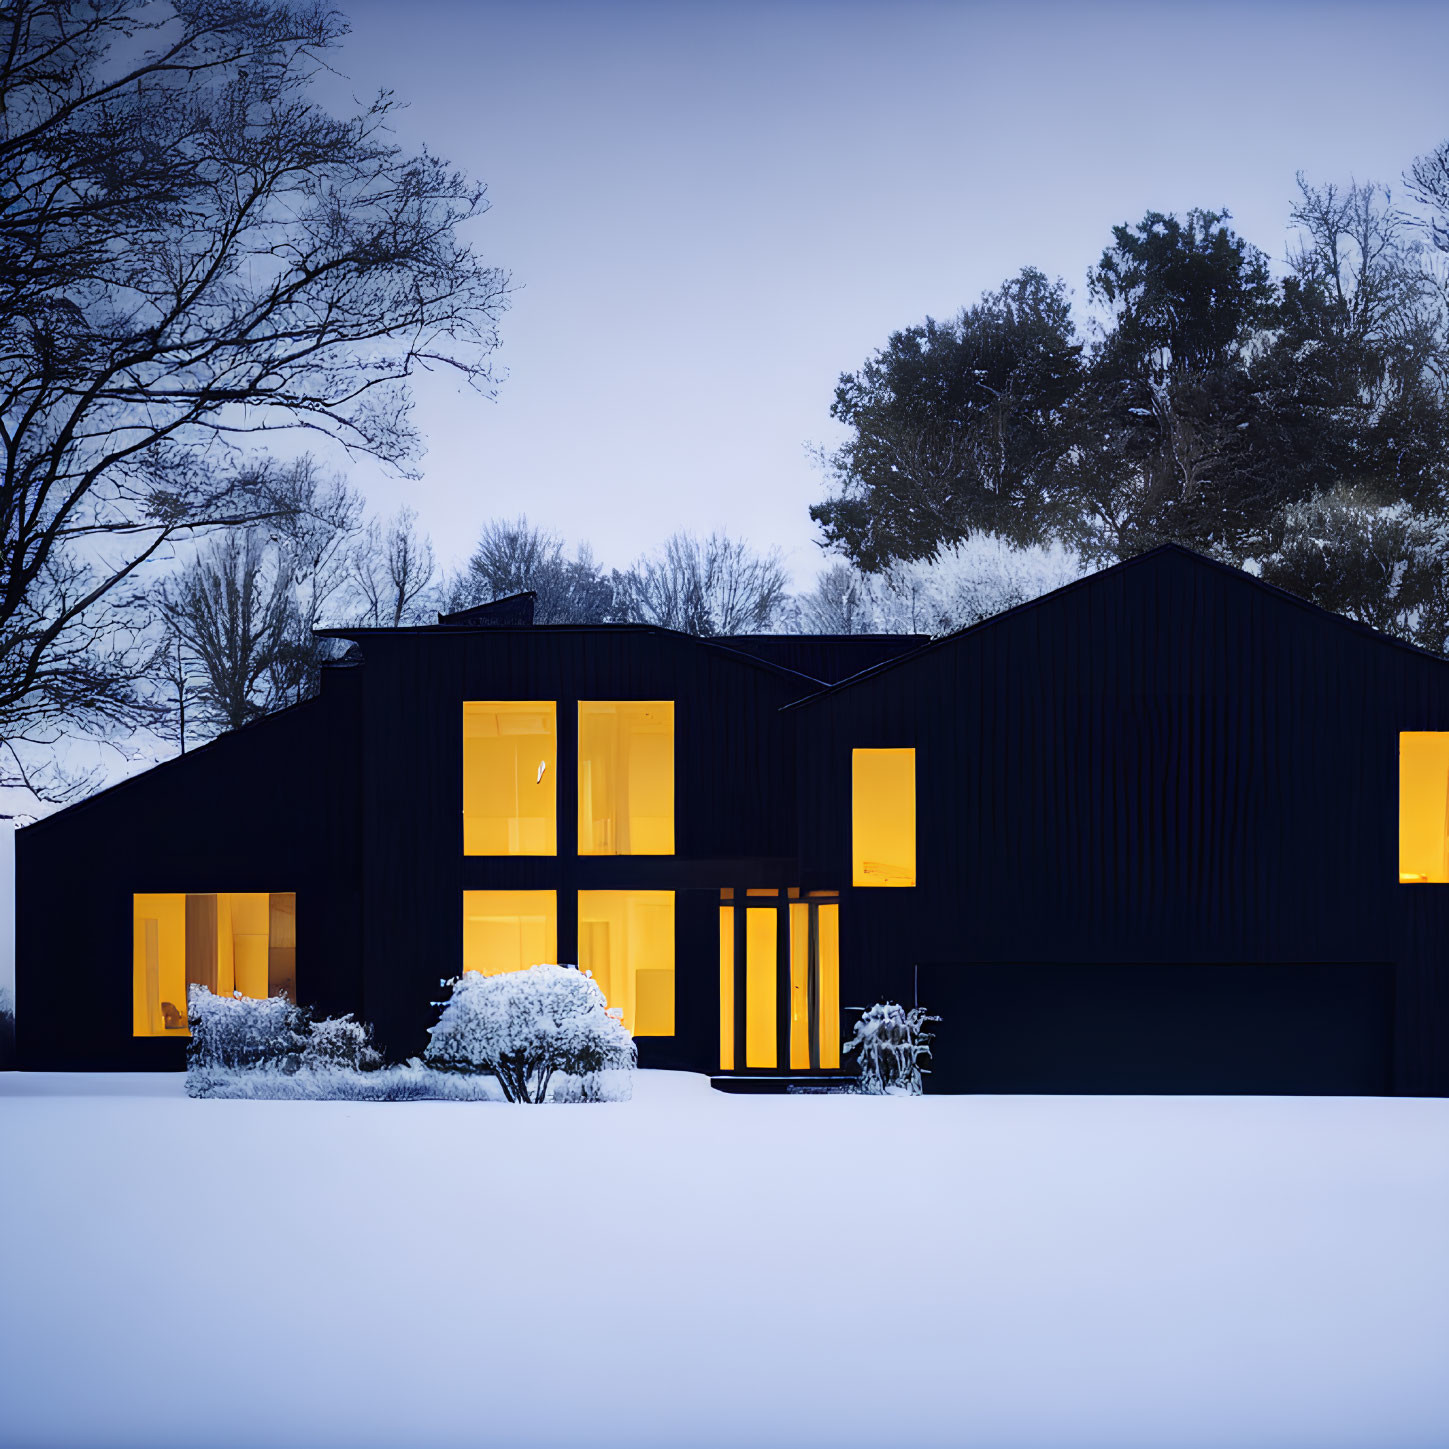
[1,1073,1446,1449]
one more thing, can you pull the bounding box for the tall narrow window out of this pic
[852,748,916,886]
[816,903,840,1069]
[463,702,557,855]
[578,702,674,855]
[462,891,557,976]
[745,907,776,1068]
[133,892,296,1036]
[788,901,841,1071]
[1399,732,1449,882]
[578,891,675,1035]
[719,907,735,1071]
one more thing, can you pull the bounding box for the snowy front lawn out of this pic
[2,1073,1447,1449]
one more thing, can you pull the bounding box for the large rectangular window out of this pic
[578,702,674,855]
[463,702,557,855]
[852,747,916,887]
[463,890,557,976]
[133,892,296,1036]
[578,890,674,1035]
[1399,731,1449,882]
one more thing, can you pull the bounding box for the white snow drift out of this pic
[1,1072,1446,1449]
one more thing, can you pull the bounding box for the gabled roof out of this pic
[782,543,1449,711]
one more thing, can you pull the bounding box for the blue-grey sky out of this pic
[327,0,1449,586]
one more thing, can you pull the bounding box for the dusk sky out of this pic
[326,0,1449,586]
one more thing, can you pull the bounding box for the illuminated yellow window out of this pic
[787,901,841,1071]
[745,907,776,1067]
[132,892,296,1037]
[719,907,735,1070]
[463,890,557,976]
[817,903,840,1070]
[852,748,916,887]
[578,702,674,855]
[789,903,810,1070]
[463,702,557,855]
[578,890,675,1035]
[1399,732,1449,882]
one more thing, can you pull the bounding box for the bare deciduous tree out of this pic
[620,531,789,635]
[350,507,436,627]
[447,516,617,623]
[160,529,292,733]
[1407,138,1449,256]
[0,0,509,784]
[796,561,878,634]
[156,457,364,735]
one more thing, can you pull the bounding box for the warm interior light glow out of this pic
[745,907,776,1068]
[463,702,557,855]
[133,892,296,1037]
[817,904,840,1070]
[852,748,917,887]
[1399,732,1449,883]
[462,890,557,976]
[578,890,675,1035]
[719,907,735,1070]
[578,702,674,855]
[789,903,810,1070]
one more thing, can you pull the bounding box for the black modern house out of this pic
[15,545,1449,1095]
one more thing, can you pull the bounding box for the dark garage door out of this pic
[914,961,1395,1095]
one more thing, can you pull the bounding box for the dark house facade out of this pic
[16,547,1449,1095]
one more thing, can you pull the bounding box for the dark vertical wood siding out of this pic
[794,548,1449,1094]
[349,626,808,1064]
[709,635,929,684]
[15,665,364,1070]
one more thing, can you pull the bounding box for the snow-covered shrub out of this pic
[300,1014,382,1072]
[425,965,636,1104]
[845,1001,937,1095]
[186,984,308,1074]
[192,1059,508,1102]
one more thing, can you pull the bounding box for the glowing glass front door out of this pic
[718,892,839,1072]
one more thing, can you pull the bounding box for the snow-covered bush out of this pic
[425,965,636,1104]
[192,1059,508,1102]
[300,1013,382,1072]
[845,1001,937,1095]
[186,984,309,1074]
[187,987,389,1095]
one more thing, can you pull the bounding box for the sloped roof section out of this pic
[783,543,1449,710]
[437,591,536,627]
